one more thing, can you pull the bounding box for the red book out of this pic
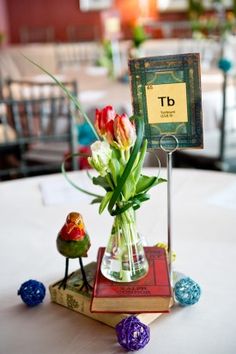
[91,247,172,313]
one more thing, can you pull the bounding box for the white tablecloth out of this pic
[1,168,236,354]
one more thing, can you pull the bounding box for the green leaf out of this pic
[123,173,136,200]
[136,175,167,194]
[99,191,113,214]
[133,192,150,204]
[135,175,157,194]
[91,197,103,204]
[132,139,147,184]
[155,177,167,185]
[109,155,121,185]
[110,192,150,215]
[110,201,134,215]
[92,175,111,191]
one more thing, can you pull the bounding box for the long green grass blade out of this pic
[61,155,102,198]
[23,54,99,140]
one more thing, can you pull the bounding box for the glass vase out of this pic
[101,207,149,282]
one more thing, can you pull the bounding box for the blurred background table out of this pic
[25,62,236,132]
[1,168,236,354]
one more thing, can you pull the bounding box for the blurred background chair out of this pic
[0,79,78,180]
[55,42,101,72]
[20,26,55,44]
[66,24,99,42]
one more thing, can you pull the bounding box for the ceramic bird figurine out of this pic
[57,212,92,291]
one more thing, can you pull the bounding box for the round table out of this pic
[1,168,236,354]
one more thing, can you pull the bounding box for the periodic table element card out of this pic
[129,53,203,150]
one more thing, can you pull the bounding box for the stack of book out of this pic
[49,247,172,328]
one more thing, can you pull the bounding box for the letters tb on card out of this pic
[129,53,203,150]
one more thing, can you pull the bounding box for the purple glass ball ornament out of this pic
[115,316,150,351]
[18,279,46,307]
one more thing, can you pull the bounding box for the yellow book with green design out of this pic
[49,262,164,328]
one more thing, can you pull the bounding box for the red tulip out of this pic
[114,113,136,150]
[95,105,116,137]
[105,119,115,144]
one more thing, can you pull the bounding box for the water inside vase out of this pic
[101,239,149,282]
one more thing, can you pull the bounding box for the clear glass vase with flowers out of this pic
[86,105,166,282]
[26,58,166,282]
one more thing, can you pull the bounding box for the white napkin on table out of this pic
[39,174,92,206]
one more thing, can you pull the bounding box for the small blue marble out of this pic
[77,122,97,146]
[18,279,46,307]
[174,277,201,306]
[218,58,233,72]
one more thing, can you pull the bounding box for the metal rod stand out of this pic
[160,134,178,281]
[167,151,173,278]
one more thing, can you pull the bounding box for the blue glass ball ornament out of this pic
[18,279,46,307]
[115,316,150,351]
[218,58,233,72]
[174,277,201,306]
[77,122,97,146]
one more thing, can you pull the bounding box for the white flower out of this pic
[88,140,112,176]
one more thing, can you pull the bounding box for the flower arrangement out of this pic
[88,105,165,216]
[132,24,148,49]
[26,57,166,282]
[96,40,114,77]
